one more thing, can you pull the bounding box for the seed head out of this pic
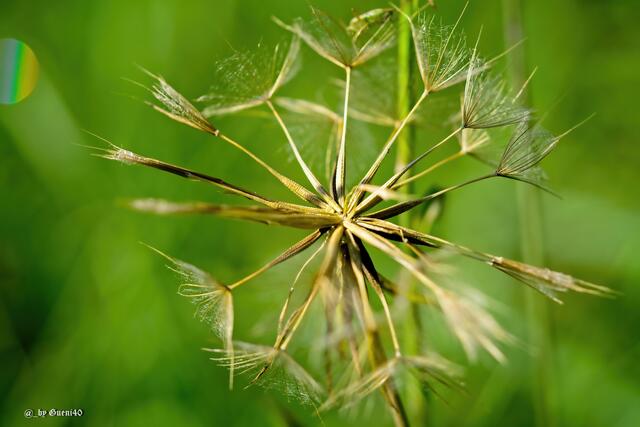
[99,4,613,425]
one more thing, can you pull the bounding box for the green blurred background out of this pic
[1,0,639,426]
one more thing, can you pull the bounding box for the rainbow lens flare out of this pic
[0,39,39,105]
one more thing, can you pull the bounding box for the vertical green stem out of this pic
[397,1,424,425]
[502,1,555,426]
[395,0,415,187]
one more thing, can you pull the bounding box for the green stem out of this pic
[397,0,425,425]
[502,1,555,426]
[395,0,415,188]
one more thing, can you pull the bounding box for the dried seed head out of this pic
[322,354,460,410]
[99,3,612,421]
[496,122,558,186]
[142,245,235,388]
[139,68,218,135]
[102,147,143,165]
[275,6,395,68]
[407,7,471,92]
[348,58,402,127]
[199,37,301,116]
[155,250,234,342]
[208,342,324,405]
[458,128,491,154]
[462,57,530,129]
[434,288,512,363]
[347,8,394,41]
[490,257,615,303]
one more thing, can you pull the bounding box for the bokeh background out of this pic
[1,0,639,426]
